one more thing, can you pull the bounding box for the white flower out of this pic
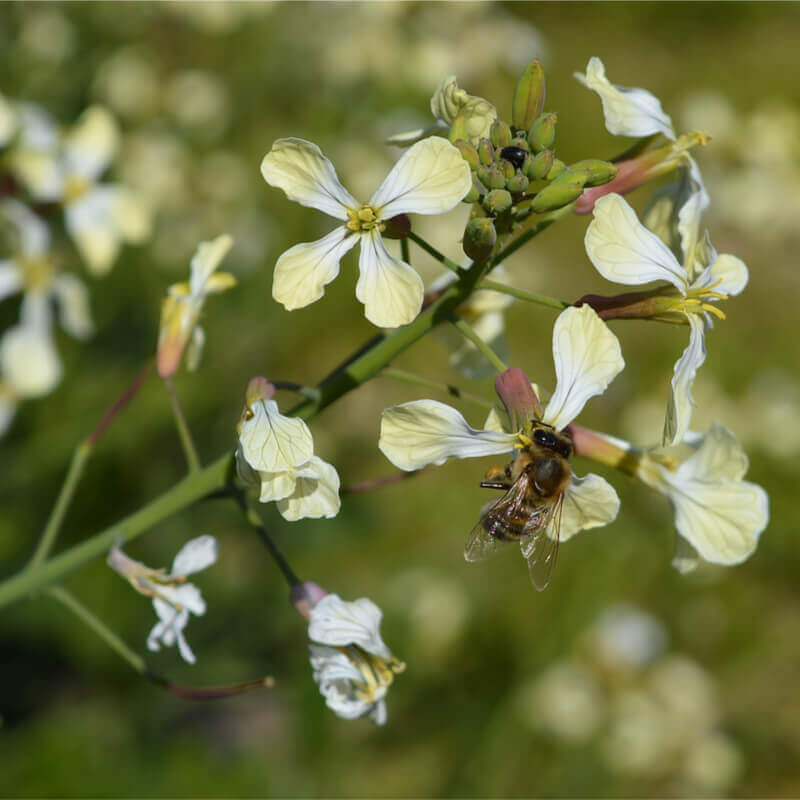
[235,379,341,521]
[379,305,624,544]
[107,535,219,664]
[156,234,236,378]
[261,136,471,328]
[585,193,748,445]
[8,105,150,275]
[635,423,768,567]
[308,593,404,725]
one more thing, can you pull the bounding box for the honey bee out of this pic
[464,422,573,590]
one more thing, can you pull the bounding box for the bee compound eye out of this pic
[533,428,555,448]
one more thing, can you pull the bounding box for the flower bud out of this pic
[486,166,506,190]
[506,174,529,194]
[462,217,497,262]
[509,136,530,152]
[483,189,513,215]
[531,179,584,213]
[452,139,480,170]
[462,180,482,204]
[498,159,516,182]
[495,367,542,429]
[476,165,492,188]
[525,149,554,180]
[568,159,618,188]
[512,59,546,132]
[477,137,494,166]
[529,112,557,152]
[489,119,512,149]
[545,158,566,180]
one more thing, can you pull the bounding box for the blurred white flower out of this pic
[308,593,404,725]
[107,535,219,664]
[261,136,471,327]
[18,8,76,64]
[164,70,230,140]
[156,234,235,378]
[93,48,161,121]
[236,378,341,521]
[585,604,667,672]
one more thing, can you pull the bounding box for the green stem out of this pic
[407,231,464,275]
[448,315,508,373]
[491,205,573,267]
[401,236,410,266]
[477,280,570,311]
[48,585,148,675]
[381,367,492,409]
[28,443,91,570]
[164,377,201,473]
[0,216,559,611]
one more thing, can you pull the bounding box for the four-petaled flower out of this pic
[585,193,748,445]
[260,136,472,328]
[379,305,625,557]
[236,377,341,521]
[107,535,219,664]
[308,593,404,725]
[156,234,236,378]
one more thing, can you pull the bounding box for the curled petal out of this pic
[543,305,625,432]
[385,122,449,147]
[65,187,122,275]
[679,422,749,482]
[663,314,705,446]
[557,473,621,542]
[261,138,357,220]
[575,57,675,139]
[64,106,119,180]
[255,468,298,504]
[429,76,497,145]
[238,398,314,473]
[171,535,218,577]
[189,234,234,295]
[706,253,748,297]
[272,226,357,311]
[586,194,688,291]
[309,594,391,659]
[148,601,195,664]
[277,456,341,521]
[369,137,472,219]
[379,399,517,471]
[356,229,423,328]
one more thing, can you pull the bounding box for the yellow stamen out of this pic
[518,433,534,447]
[345,203,385,234]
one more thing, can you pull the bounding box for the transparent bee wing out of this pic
[464,472,533,563]
[520,493,563,591]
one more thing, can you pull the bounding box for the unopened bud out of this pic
[477,138,494,166]
[489,119,512,149]
[382,214,411,239]
[463,217,497,262]
[462,179,483,204]
[506,174,529,194]
[545,158,566,180]
[453,139,480,170]
[512,59,546,132]
[476,165,492,188]
[483,189,513,215]
[568,159,618,188]
[525,149,554,180]
[486,166,506,190]
[529,112,557,152]
[290,581,328,621]
[531,179,584,213]
[498,159,516,181]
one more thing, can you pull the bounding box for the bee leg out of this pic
[480,480,512,490]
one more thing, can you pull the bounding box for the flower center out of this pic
[660,278,728,321]
[337,644,405,703]
[63,175,91,204]
[345,204,386,234]
[20,256,55,291]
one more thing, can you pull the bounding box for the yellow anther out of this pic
[518,433,534,447]
[701,303,726,320]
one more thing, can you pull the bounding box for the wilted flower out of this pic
[236,377,340,521]
[379,305,624,574]
[261,136,471,327]
[156,234,235,378]
[585,193,748,445]
[107,535,219,664]
[308,593,404,725]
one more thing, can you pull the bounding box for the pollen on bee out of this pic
[484,464,506,480]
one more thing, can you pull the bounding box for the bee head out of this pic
[532,425,573,459]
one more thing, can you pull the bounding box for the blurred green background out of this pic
[1,2,798,796]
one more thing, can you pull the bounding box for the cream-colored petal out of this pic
[355,229,423,328]
[0,324,61,397]
[51,273,94,339]
[186,325,205,372]
[678,422,749,482]
[188,233,233,295]
[272,226,357,311]
[663,313,705,446]
[308,593,391,658]
[704,253,748,297]
[64,105,119,180]
[585,195,688,291]
[8,149,64,201]
[1,198,51,256]
[543,305,625,431]
[65,188,120,276]
[110,185,151,243]
[171,534,218,577]
[257,468,298,504]
[277,456,341,521]
[369,137,472,219]
[237,398,314,473]
[575,57,675,139]
[671,536,700,574]
[0,260,23,302]
[429,75,497,146]
[385,121,449,147]
[670,476,769,565]
[557,473,621,542]
[261,138,357,220]
[379,399,517,471]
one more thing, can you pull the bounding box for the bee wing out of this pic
[520,492,563,591]
[464,474,533,563]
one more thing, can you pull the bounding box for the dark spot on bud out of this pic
[499,146,527,170]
